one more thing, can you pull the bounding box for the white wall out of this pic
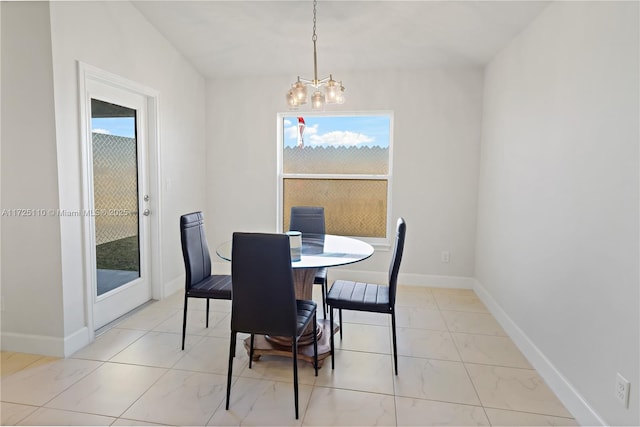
[475,2,639,426]
[1,2,66,354]
[206,68,484,285]
[49,0,208,307]
[1,1,207,356]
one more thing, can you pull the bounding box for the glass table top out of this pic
[215,233,374,269]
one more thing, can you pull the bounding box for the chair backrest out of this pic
[231,232,298,336]
[180,212,212,290]
[289,206,325,234]
[388,217,407,307]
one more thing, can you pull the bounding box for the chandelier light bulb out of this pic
[311,91,325,110]
[292,80,307,104]
[336,83,345,104]
[286,90,299,109]
[325,77,339,104]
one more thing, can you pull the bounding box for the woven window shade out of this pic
[284,178,387,238]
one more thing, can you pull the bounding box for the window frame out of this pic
[276,110,394,248]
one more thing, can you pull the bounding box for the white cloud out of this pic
[92,128,111,135]
[285,123,318,140]
[285,124,297,139]
[283,119,292,127]
[308,130,374,147]
[304,124,318,136]
[283,122,375,147]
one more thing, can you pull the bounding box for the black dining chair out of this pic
[289,206,329,317]
[326,217,406,375]
[180,212,232,350]
[226,232,318,419]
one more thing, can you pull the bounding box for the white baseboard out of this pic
[211,262,475,289]
[63,326,91,357]
[163,274,183,298]
[1,326,91,358]
[1,331,64,357]
[473,279,605,427]
[1,274,192,358]
[213,262,474,289]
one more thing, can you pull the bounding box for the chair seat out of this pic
[326,280,391,313]
[313,267,327,284]
[186,274,232,299]
[296,299,317,333]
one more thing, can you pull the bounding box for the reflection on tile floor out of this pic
[1,286,577,426]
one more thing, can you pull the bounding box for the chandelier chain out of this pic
[312,0,317,42]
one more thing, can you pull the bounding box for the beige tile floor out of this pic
[1,286,579,426]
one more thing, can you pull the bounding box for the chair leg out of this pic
[225,331,236,410]
[329,306,335,370]
[181,295,189,351]
[339,309,343,340]
[292,337,299,419]
[206,298,210,328]
[391,310,398,375]
[249,334,255,369]
[313,313,318,376]
[321,279,327,319]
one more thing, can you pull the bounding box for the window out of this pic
[277,112,393,244]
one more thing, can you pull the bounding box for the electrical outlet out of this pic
[441,251,450,263]
[616,373,630,408]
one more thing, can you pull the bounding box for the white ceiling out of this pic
[132,1,550,79]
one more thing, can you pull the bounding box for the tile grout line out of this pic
[1,286,575,426]
[438,294,494,426]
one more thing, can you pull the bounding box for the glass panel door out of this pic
[85,77,151,330]
[91,99,140,296]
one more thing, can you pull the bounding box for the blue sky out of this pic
[283,115,391,148]
[92,117,136,138]
[92,115,392,146]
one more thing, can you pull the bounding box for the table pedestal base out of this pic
[243,319,337,367]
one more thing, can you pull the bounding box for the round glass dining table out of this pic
[216,233,374,365]
[216,233,374,269]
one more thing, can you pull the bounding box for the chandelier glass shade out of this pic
[286,0,345,110]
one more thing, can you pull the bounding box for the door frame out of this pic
[78,62,163,339]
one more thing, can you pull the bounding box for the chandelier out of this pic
[286,0,345,110]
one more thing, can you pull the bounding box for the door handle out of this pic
[143,209,151,216]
